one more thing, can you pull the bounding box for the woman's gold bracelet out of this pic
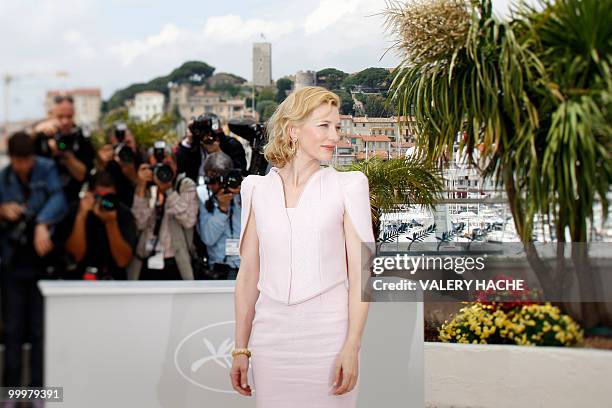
[231,348,251,358]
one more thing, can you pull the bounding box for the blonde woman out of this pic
[230,86,374,407]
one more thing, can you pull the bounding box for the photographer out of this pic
[227,117,270,176]
[129,141,199,280]
[96,122,142,207]
[55,170,138,280]
[33,95,95,203]
[0,131,67,390]
[176,113,247,183]
[197,152,243,280]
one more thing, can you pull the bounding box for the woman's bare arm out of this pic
[333,213,370,395]
[234,206,260,349]
[345,213,370,349]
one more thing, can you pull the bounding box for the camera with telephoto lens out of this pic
[204,169,243,193]
[113,122,134,163]
[228,118,268,175]
[189,114,221,148]
[36,128,80,157]
[150,140,174,184]
[96,193,119,212]
[220,169,243,192]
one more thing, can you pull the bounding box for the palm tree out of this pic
[342,157,444,241]
[384,0,611,327]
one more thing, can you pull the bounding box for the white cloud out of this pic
[63,29,96,59]
[110,23,183,66]
[202,14,296,44]
[303,0,360,35]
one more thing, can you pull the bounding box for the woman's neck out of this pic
[279,158,321,187]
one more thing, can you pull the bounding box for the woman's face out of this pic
[292,103,341,162]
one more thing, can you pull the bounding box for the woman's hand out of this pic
[332,343,360,395]
[230,355,252,396]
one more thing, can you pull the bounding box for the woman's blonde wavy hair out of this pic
[263,86,340,168]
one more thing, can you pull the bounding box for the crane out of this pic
[2,70,69,137]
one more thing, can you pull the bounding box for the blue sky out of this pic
[0,0,517,121]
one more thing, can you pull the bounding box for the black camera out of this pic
[97,193,119,212]
[153,165,174,184]
[114,123,126,141]
[228,118,268,175]
[113,122,134,163]
[221,169,243,191]
[189,114,222,147]
[56,132,78,153]
[204,169,243,192]
[0,211,35,247]
[150,140,174,184]
[36,129,80,157]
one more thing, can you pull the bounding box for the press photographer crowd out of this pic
[0,95,267,395]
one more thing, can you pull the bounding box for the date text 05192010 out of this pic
[1,387,63,402]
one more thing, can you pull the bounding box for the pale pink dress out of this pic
[249,207,359,407]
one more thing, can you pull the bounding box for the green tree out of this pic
[332,89,354,115]
[343,157,444,240]
[342,67,392,91]
[262,102,279,122]
[276,78,293,103]
[257,100,279,121]
[385,0,612,326]
[128,114,179,148]
[363,94,393,117]
[99,107,179,149]
[353,92,366,103]
[210,83,241,97]
[102,107,129,129]
[257,88,276,104]
[106,61,215,111]
[317,68,349,90]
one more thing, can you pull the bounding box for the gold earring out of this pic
[290,138,298,155]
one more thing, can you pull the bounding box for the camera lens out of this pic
[116,144,134,163]
[96,194,117,211]
[100,198,115,211]
[154,164,174,184]
[226,170,243,189]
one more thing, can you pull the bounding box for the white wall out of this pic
[40,281,423,408]
[425,342,612,408]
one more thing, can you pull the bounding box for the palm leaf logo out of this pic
[190,337,235,372]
